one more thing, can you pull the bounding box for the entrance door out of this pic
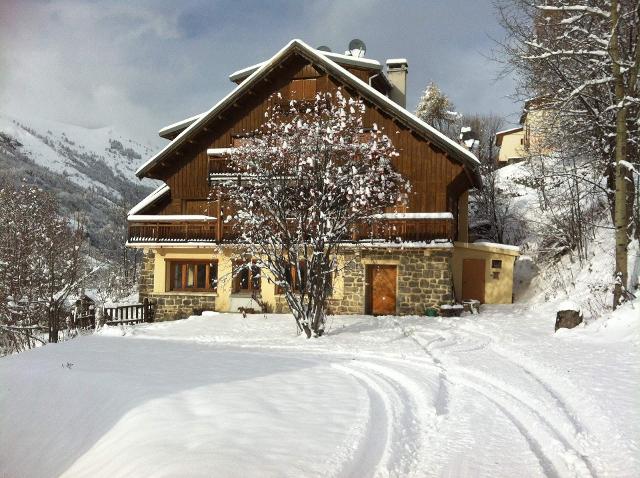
[366,265,397,315]
[462,258,486,303]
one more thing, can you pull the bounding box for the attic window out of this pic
[491,259,502,269]
[290,78,317,100]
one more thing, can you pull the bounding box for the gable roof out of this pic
[136,39,481,185]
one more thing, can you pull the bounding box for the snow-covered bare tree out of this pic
[465,114,527,244]
[415,82,461,139]
[220,90,408,338]
[0,181,85,354]
[495,0,640,305]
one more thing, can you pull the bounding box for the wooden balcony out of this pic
[128,220,241,244]
[354,217,454,243]
[128,216,454,245]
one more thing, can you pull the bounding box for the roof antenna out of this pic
[347,39,366,58]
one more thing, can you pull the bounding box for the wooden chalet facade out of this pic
[128,39,517,320]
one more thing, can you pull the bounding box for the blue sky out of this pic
[0,0,519,146]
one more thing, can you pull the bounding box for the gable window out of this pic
[491,259,502,269]
[290,78,317,101]
[169,261,218,292]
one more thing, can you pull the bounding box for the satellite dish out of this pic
[317,45,332,52]
[348,38,366,58]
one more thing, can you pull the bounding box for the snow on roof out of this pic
[136,39,480,183]
[321,50,382,69]
[457,240,520,255]
[386,58,408,65]
[158,114,203,137]
[128,184,170,216]
[372,212,454,220]
[228,61,268,82]
[496,126,524,137]
[228,50,382,83]
[127,214,217,222]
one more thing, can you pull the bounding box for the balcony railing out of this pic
[128,220,221,243]
[127,216,454,244]
[354,218,454,243]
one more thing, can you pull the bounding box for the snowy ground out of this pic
[1,300,638,478]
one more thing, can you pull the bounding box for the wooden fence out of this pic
[105,298,155,326]
[71,298,155,329]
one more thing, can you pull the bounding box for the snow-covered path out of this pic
[1,303,638,477]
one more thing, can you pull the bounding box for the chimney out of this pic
[386,59,408,108]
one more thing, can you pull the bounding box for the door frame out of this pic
[461,258,486,303]
[365,264,398,315]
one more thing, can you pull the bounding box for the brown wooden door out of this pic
[367,265,397,315]
[462,258,485,303]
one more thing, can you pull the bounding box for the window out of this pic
[290,78,317,100]
[233,261,261,294]
[277,262,333,295]
[491,259,502,269]
[169,261,218,292]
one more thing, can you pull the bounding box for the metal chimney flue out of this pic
[386,58,408,108]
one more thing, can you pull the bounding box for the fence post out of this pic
[143,298,149,322]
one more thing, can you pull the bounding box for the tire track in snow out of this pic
[453,325,633,476]
[331,363,393,478]
[332,358,440,477]
[453,370,596,477]
[398,323,595,477]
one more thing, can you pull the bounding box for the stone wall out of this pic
[138,249,217,322]
[331,247,453,316]
[150,294,216,322]
[274,247,453,316]
[139,250,154,297]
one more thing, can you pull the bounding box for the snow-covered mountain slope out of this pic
[0,114,157,259]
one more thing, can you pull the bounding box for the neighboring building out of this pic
[496,98,555,166]
[128,39,518,320]
[495,126,525,165]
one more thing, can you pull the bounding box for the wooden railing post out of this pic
[216,198,223,243]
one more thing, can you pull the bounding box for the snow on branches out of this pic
[219,89,409,337]
[0,181,85,354]
[496,0,639,305]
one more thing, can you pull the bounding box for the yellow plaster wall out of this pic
[498,130,525,163]
[151,248,233,311]
[524,109,554,155]
[452,242,519,304]
[149,248,344,313]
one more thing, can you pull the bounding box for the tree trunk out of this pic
[611,0,629,308]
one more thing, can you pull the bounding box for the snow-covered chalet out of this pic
[128,39,519,320]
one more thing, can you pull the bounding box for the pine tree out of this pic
[415,82,460,139]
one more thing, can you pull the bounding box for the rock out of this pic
[555,308,582,331]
